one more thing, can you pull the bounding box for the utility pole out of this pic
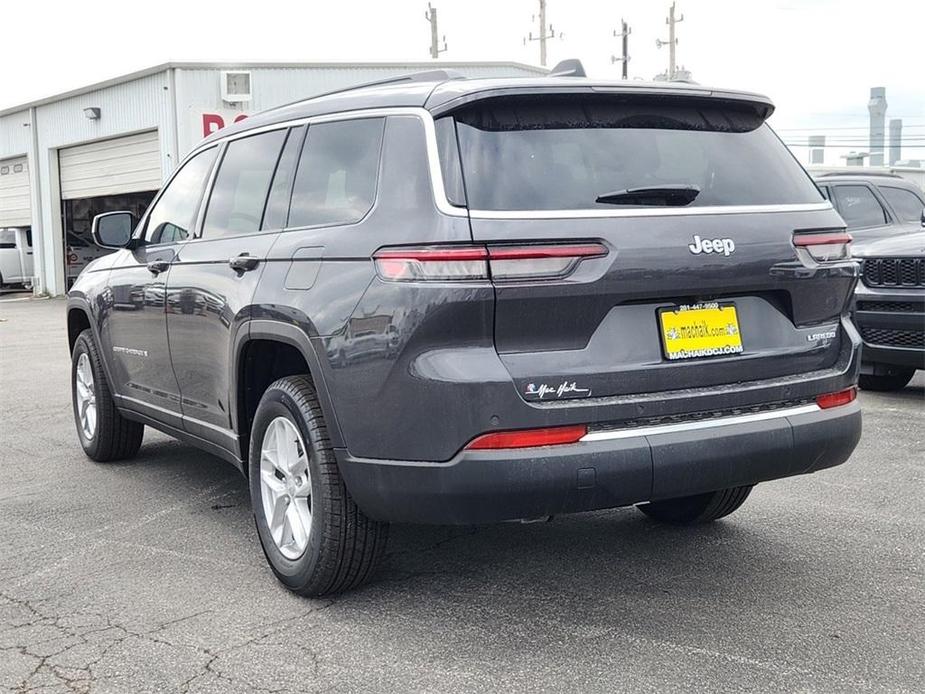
[656,2,683,80]
[611,19,631,79]
[424,3,447,59]
[524,0,558,67]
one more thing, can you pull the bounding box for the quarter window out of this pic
[288,118,384,228]
[880,186,925,223]
[833,185,887,229]
[203,130,287,239]
[145,147,218,244]
[262,126,306,231]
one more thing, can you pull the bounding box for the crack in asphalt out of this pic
[1,590,338,694]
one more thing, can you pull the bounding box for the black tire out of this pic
[637,486,753,525]
[71,329,144,462]
[858,368,915,392]
[248,375,388,597]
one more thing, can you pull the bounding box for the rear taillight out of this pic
[793,231,852,262]
[373,247,489,281]
[488,243,608,281]
[816,387,857,409]
[465,424,588,450]
[373,243,608,282]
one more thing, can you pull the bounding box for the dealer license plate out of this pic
[658,302,743,361]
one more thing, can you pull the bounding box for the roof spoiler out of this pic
[549,59,586,77]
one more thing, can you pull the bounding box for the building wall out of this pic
[173,63,544,157]
[0,62,543,295]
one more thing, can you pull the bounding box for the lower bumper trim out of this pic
[580,403,819,442]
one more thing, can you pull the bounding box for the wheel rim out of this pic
[259,416,313,560]
[75,353,97,441]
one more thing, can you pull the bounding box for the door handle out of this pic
[229,254,259,273]
[147,260,170,275]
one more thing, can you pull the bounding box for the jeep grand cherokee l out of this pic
[67,69,862,596]
[851,229,925,391]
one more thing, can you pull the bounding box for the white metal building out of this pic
[0,61,543,295]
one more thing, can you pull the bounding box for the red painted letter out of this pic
[202,113,225,137]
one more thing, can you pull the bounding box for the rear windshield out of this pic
[439,95,823,211]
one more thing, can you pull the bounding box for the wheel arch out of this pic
[233,319,345,469]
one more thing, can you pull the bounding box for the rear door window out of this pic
[288,118,384,228]
[202,130,287,239]
[832,185,888,229]
[880,186,925,222]
[444,95,823,211]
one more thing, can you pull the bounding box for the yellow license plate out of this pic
[658,303,743,361]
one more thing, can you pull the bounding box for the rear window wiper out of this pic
[595,184,701,206]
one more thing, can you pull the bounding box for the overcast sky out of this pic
[3,0,922,159]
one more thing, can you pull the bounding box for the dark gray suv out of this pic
[67,70,863,596]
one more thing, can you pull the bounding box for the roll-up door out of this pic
[0,157,32,226]
[59,130,162,200]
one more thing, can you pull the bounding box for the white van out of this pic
[0,227,34,288]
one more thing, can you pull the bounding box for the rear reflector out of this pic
[793,231,852,262]
[373,243,607,282]
[815,387,857,409]
[465,424,588,450]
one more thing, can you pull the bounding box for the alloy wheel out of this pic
[75,353,97,440]
[259,416,313,559]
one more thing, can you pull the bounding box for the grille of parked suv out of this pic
[588,398,814,434]
[856,301,921,313]
[862,258,924,288]
[860,327,925,349]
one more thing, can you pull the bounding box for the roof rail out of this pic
[549,59,586,77]
[817,171,903,179]
[272,68,467,111]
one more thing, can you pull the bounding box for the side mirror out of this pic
[920,207,924,227]
[91,211,136,249]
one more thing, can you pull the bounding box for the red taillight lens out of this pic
[373,243,608,282]
[373,246,489,281]
[489,243,608,281]
[465,424,588,450]
[816,387,857,409]
[793,231,852,262]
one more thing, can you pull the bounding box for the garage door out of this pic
[59,130,162,200]
[0,156,32,226]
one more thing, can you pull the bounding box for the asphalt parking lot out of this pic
[1,297,922,693]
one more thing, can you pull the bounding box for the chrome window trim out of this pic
[579,403,821,443]
[177,107,835,223]
[468,202,834,220]
[183,107,469,219]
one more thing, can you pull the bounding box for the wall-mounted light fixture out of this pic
[83,107,101,120]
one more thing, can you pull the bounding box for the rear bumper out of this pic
[337,400,861,524]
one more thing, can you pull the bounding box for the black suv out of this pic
[852,229,925,390]
[813,173,925,236]
[812,173,925,389]
[68,69,862,596]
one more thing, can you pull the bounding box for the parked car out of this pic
[0,227,34,288]
[67,66,862,597]
[814,173,925,237]
[66,231,110,282]
[851,229,925,391]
